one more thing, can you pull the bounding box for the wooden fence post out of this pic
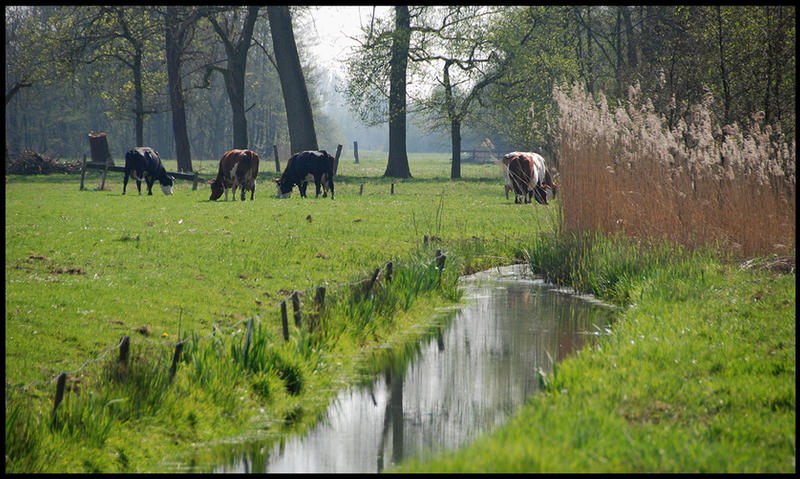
[391,183,394,195]
[435,252,446,271]
[79,154,87,190]
[273,144,281,173]
[243,317,254,367]
[100,159,109,191]
[365,267,381,295]
[52,372,67,420]
[192,171,199,191]
[333,144,342,176]
[385,261,394,284]
[281,300,289,341]
[291,291,301,328]
[353,141,359,164]
[315,286,326,309]
[170,342,184,379]
[119,335,130,371]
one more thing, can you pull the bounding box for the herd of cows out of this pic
[121,147,554,205]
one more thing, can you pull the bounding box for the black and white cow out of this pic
[274,150,335,199]
[123,147,174,196]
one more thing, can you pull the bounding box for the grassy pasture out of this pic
[5,151,553,471]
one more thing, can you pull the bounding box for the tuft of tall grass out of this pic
[553,82,795,258]
[524,228,722,307]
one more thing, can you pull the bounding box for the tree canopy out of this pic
[6,5,795,174]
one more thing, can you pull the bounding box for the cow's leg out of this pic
[224,187,229,201]
[328,179,334,200]
[314,179,322,199]
[250,181,255,200]
[232,184,238,201]
[299,182,308,198]
[320,173,328,198]
[123,170,129,195]
[131,170,143,195]
[146,175,155,195]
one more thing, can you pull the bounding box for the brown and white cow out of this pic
[502,151,557,205]
[209,149,260,201]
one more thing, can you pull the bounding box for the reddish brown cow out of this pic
[209,149,260,201]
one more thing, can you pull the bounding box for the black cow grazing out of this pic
[209,149,260,201]
[274,150,335,200]
[123,147,174,196]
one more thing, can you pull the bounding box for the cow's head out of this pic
[274,177,292,198]
[209,178,224,201]
[157,175,175,195]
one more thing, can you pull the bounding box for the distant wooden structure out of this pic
[86,132,113,189]
[88,132,113,166]
[462,138,497,164]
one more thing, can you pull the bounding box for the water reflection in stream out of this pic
[216,264,616,473]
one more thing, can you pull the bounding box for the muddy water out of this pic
[215,264,616,473]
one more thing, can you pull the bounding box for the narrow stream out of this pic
[198,264,617,473]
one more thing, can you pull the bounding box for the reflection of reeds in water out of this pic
[554,82,795,257]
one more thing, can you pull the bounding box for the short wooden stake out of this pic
[79,154,87,190]
[315,286,326,309]
[291,291,301,327]
[359,183,364,195]
[119,335,130,368]
[273,144,281,172]
[391,183,394,194]
[436,253,446,271]
[52,372,67,420]
[192,171,199,191]
[365,267,381,295]
[353,140,359,164]
[385,261,394,284]
[244,317,254,365]
[281,300,289,341]
[170,342,184,379]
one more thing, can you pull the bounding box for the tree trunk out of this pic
[133,50,145,147]
[268,5,318,155]
[450,119,461,179]
[384,5,412,178]
[165,6,192,172]
[225,66,249,149]
[208,6,259,150]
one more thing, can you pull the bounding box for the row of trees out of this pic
[6,6,321,172]
[6,6,795,179]
[343,5,795,178]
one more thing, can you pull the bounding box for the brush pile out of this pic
[6,150,82,175]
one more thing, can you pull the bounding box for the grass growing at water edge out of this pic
[397,232,795,473]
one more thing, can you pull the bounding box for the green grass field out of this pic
[5,152,550,472]
[5,150,794,473]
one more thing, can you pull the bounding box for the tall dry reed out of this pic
[553,82,795,258]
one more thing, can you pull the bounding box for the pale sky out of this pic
[306,6,392,77]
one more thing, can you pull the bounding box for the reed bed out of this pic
[553,82,795,258]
